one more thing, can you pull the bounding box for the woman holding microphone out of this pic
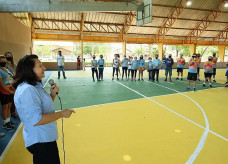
[13,54,75,164]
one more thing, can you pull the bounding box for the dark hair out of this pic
[4,51,15,66]
[13,55,40,88]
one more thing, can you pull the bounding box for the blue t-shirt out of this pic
[0,68,13,85]
[138,59,145,67]
[152,59,162,69]
[91,60,97,68]
[98,59,104,68]
[131,60,138,70]
[14,82,58,147]
[122,59,128,67]
[165,58,174,67]
[148,61,153,70]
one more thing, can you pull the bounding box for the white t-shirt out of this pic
[128,61,132,69]
[57,56,64,66]
[113,59,119,68]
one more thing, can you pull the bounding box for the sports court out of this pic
[0,0,228,164]
[1,68,228,164]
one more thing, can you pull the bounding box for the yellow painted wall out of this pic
[0,13,31,63]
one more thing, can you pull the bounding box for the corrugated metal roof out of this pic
[11,0,228,42]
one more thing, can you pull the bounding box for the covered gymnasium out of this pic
[0,0,228,164]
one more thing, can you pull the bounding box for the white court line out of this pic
[0,72,53,163]
[114,80,209,164]
[145,81,210,164]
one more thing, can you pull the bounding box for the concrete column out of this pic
[158,43,163,60]
[218,45,225,62]
[122,41,126,56]
[189,44,196,55]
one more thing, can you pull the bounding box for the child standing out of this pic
[147,57,153,81]
[138,55,145,81]
[128,57,132,79]
[112,54,120,80]
[131,57,138,81]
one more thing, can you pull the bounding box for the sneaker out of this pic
[9,121,17,127]
[156,80,159,82]
[0,133,5,138]
[131,78,133,81]
[186,87,190,91]
[193,88,196,92]
[134,78,136,81]
[58,77,60,79]
[203,84,206,87]
[213,79,216,82]
[176,77,179,80]
[181,78,183,81]
[93,79,95,82]
[117,78,119,80]
[141,79,144,81]
[64,77,67,79]
[138,79,140,81]
[210,84,212,87]
[112,78,114,80]
[2,122,14,130]
[164,79,167,81]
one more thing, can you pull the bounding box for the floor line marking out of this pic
[114,80,209,164]
[0,72,53,163]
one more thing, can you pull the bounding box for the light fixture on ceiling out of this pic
[225,1,228,7]
[186,1,192,6]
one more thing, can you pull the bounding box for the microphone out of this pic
[48,79,58,94]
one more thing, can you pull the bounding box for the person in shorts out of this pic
[196,53,201,81]
[203,56,215,87]
[186,54,198,92]
[212,52,218,82]
[138,55,145,81]
[176,54,185,80]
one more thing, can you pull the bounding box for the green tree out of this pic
[134,47,145,55]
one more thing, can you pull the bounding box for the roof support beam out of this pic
[33,33,228,46]
[156,0,186,42]
[185,0,225,44]
[0,0,143,12]
[213,27,228,45]
[121,11,136,41]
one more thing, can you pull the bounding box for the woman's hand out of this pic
[61,109,75,118]
[50,83,59,96]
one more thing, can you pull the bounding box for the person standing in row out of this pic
[161,55,166,70]
[112,54,120,80]
[131,57,138,81]
[186,54,198,92]
[203,56,214,87]
[0,56,16,130]
[138,55,145,81]
[147,57,153,81]
[121,55,128,80]
[164,54,174,82]
[212,52,218,82]
[83,58,85,71]
[225,61,228,87]
[127,56,132,79]
[176,54,185,81]
[5,52,18,118]
[91,55,99,82]
[57,51,66,79]
[98,55,105,81]
[152,54,162,82]
[196,53,201,81]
